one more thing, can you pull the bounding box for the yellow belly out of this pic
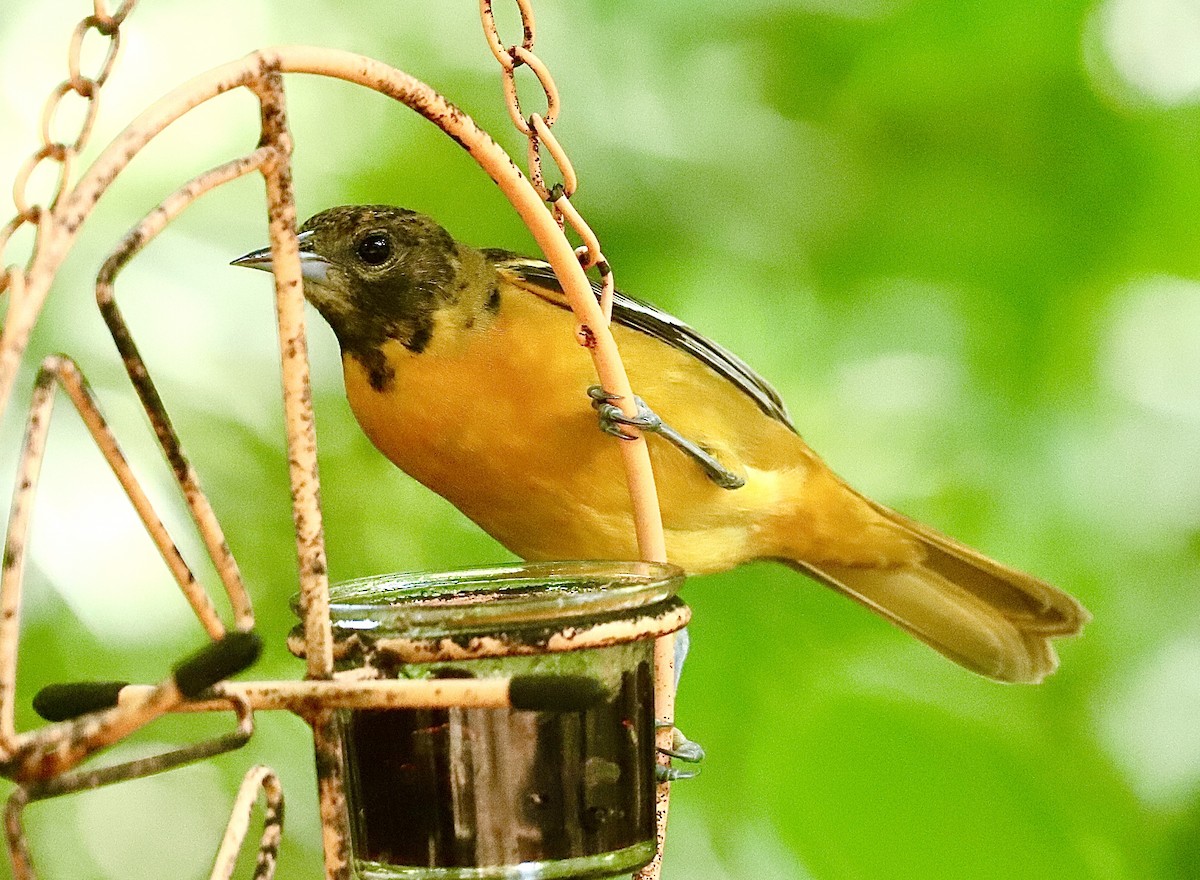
[341,289,810,572]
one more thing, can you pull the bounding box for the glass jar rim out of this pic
[294,560,685,637]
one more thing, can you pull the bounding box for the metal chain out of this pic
[0,0,138,294]
[479,0,615,322]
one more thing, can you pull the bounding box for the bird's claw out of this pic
[654,722,704,782]
[587,385,661,440]
[586,385,619,405]
[657,764,701,782]
[655,721,706,763]
[587,386,746,489]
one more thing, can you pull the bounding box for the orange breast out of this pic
[342,296,644,561]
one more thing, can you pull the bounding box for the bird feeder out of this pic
[0,2,686,880]
[295,563,688,879]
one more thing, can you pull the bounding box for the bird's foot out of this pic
[587,385,662,440]
[587,386,746,490]
[655,722,705,782]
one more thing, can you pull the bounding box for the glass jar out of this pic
[311,561,688,880]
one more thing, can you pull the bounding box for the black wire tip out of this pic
[508,675,605,712]
[32,681,129,722]
[173,630,263,699]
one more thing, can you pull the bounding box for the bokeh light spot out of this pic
[1099,637,1200,807]
[1090,0,1200,106]
[1102,275,1200,422]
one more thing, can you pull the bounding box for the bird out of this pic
[232,204,1088,684]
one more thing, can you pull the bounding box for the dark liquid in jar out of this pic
[344,661,655,870]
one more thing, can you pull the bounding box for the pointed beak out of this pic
[230,230,330,282]
[229,245,273,271]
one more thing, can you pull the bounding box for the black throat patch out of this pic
[333,229,460,392]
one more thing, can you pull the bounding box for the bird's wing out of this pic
[485,251,795,431]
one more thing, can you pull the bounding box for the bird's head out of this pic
[232,205,465,355]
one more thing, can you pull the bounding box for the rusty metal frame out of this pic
[0,34,682,880]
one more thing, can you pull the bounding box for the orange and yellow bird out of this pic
[234,205,1088,684]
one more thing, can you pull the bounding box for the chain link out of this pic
[480,0,535,70]
[70,15,125,87]
[499,46,559,136]
[0,1,138,294]
[41,80,101,154]
[479,0,615,323]
[527,112,576,200]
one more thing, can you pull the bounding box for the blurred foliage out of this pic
[1,0,1198,878]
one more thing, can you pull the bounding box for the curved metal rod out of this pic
[208,764,284,880]
[96,149,278,633]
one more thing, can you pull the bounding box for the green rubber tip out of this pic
[173,630,262,698]
[509,674,605,712]
[33,681,129,721]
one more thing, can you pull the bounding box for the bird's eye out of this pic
[356,233,393,266]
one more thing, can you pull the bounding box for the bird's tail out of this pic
[783,504,1089,683]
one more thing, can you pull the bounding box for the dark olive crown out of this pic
[297,205,464,361]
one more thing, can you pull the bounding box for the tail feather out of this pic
[878,505,1086,636]
[784,507,1090,684]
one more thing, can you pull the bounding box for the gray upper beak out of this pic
[231,230,330,282]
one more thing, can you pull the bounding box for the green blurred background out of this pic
[1,0,1197,877]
